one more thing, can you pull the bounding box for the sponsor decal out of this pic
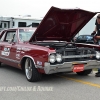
[16,53,20,59]
[16,47,31,52]
[17,47,21,51]
[37,61,42,66]
[1,47,10,56]
[1,51,10,56]
[73,64,84,72]
[16,54,20,57]
[21,51,25,54]
[21,47,31,51]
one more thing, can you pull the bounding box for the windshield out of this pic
[19,29,35,42]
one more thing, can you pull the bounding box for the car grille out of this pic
[62,49,96,62]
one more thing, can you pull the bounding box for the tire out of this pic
[25,58,42,82]
[76,69,92,76]
[0,62,1,67]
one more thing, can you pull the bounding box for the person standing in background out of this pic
[91,14,100,77]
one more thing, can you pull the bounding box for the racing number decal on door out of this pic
[1,47,10,56]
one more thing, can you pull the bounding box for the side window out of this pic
[13,33,17,42]
[0,31,7,41]
[4,31,17,42]
[5,32,13,42]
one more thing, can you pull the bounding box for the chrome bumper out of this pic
[44,60,100,74]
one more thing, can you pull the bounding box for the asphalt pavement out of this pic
[0,64,100,100]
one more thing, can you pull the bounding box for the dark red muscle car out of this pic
[0,7,100,82]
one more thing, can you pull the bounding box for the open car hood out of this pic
[29,6,97,42]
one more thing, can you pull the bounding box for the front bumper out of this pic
[44,60,100,74]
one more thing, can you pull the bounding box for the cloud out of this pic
[0,0,100,17]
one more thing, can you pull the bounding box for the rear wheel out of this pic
[25,58,42,82]
[0,62,1,67]
[76,69,92,76]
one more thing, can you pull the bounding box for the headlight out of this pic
[96,51,100,59]
[56,54,62,62]
[49,54,56,63]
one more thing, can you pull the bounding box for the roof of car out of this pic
[3,27,37,31]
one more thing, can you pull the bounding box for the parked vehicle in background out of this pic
[0,7,100,82]
[0,15,42,32]
[75,35,94,44]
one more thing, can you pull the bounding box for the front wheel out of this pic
[76,69,92,76]
[25,58,42,82]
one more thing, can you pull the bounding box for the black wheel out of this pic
[25,58,42,82]
[76,69,92,76]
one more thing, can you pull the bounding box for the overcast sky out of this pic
[0,0,100,18]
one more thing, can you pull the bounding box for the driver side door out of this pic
[0,30,19,67]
